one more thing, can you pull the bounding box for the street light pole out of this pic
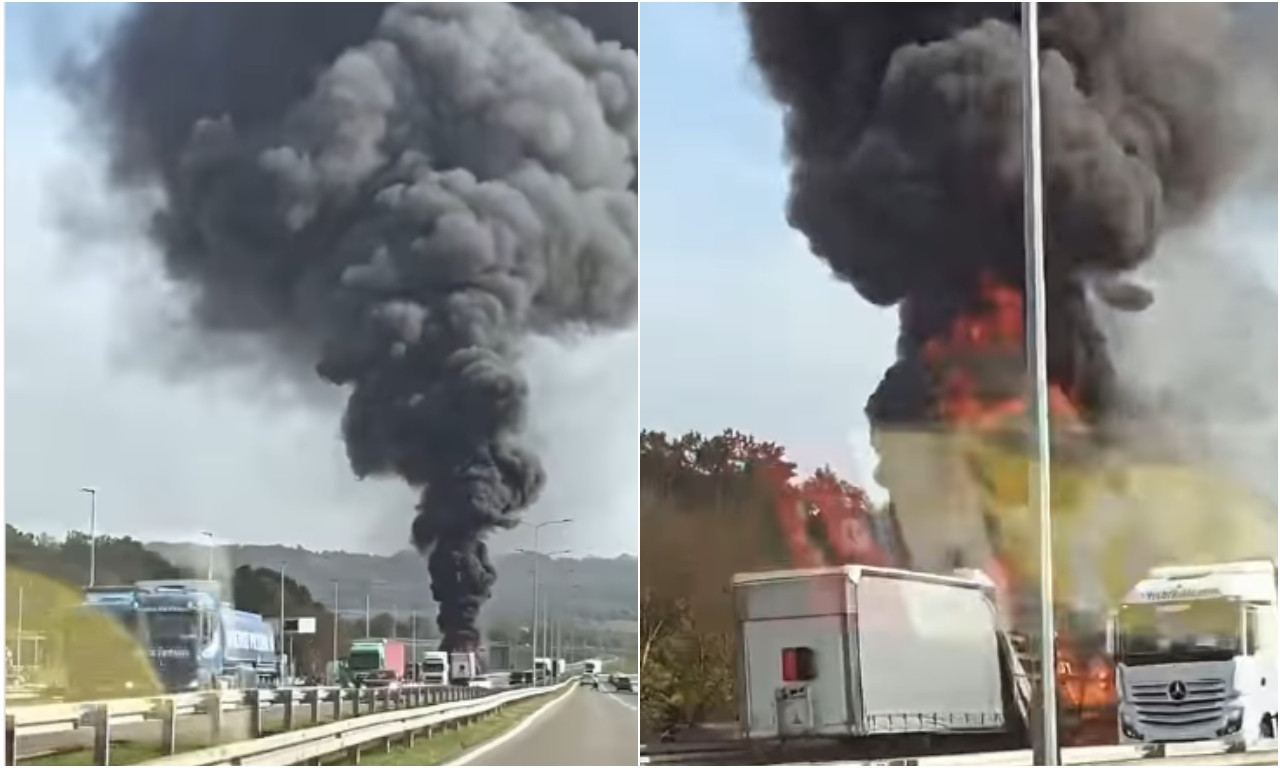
[1021,3,1060,765]
[200,531,215,581]
[16,585,25,669]
[331,580,339,684]
[521,518,571,675]
[279,563,288,683]
[79,488,97,588]
[363,580,387,638]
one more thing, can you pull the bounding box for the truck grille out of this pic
[1129,679,1227,728]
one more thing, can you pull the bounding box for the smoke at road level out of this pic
[67,3,637,650]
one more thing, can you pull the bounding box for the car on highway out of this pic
[580,672,597,687]
[610,674,633,692]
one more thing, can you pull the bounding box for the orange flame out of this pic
[921,271,1116,742]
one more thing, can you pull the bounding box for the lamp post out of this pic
[1020,3,1060,764]
[331,580,340,684]
[79,488,97,588]
[200,531,215,581]
[16,584,25,669]
[279,562,288,682]
[518,518,571,674]
[365,579,387,637]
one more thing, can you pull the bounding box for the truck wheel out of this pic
[1261,713,1275,740]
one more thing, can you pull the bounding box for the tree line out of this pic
[3,527,429,681]
[640,429,882,739]
[6,524,632,683]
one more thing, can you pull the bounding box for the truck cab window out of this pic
[1245,607,1259,656]
[782,646,816,682]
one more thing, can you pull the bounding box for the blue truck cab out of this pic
[65,580,280,697]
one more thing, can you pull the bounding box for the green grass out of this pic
[22,694,559,767]
[21,725,292,766]
[341,693,557,766]
[23,743,166,766]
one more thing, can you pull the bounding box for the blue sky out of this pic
[639,3,903,490]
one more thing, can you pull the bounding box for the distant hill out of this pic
[145,541,638,634]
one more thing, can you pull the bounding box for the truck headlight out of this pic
[1217,705,1244,736]
[1119,709,1142,740]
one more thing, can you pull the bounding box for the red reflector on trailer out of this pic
[782,646,815,682]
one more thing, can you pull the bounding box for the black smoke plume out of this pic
[742,3,1240,433]
[67,3,637,650]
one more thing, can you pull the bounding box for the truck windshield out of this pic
[424,660,446,672]
[1117,600,1242,665]
[145,611,198,641]
[349,650,382,670]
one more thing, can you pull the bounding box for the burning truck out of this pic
[741,1,1274,750]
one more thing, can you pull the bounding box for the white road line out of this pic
[605,692,638,712]
[449,684,578,766]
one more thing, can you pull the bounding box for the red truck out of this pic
[346,638,409,686]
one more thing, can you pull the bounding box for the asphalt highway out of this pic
[455,684,638,766]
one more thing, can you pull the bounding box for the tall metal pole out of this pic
[543,593,550,667]
[1021,3,1060,764]
[80,488,98,587]
[365,592,371,637]
[532,527,540,672]
[279,563,288,683]
[331,580,339,684]
[201,531,215,581]
[16,586,25,669]
[523,519,570,678]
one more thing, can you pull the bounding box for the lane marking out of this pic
[450,684,578,766]
[605,692,638,712]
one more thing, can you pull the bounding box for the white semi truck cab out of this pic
[1110,559,1278,750]
[421,651,449,685]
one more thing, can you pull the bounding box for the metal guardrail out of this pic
[137,679,575,767]
[5,681,524,765]
[639,740,1279,766]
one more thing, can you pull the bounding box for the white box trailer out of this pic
[734,565,1018,742]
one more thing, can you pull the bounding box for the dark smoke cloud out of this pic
[742,3,1242,431]
[67,3,637,650]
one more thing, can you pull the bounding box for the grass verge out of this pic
[23,693,559,767]
[21,726,291,766]
[342,693,557,766]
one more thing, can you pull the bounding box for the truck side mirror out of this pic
[1104,615,1116,657]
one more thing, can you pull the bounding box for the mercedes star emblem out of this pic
[1168,681,1188,701]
